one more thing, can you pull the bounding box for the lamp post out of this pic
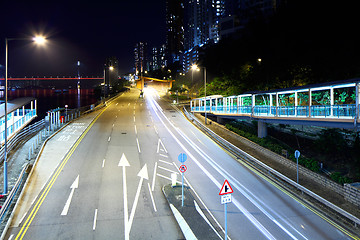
[192,64,207,124]
[3,35,46,194]
[103,65,114,100]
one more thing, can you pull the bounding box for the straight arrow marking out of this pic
[119,153,130,240]
[61,175,79,216]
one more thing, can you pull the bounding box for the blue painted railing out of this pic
[192,104,358,118]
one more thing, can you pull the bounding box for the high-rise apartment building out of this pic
[166,0,184,65]
[134,42,148,75]
[151,44,167,71]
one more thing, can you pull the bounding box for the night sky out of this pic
[0,1,166,77]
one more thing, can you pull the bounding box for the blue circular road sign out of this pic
[294,150,300,159]
[178,153,187,163]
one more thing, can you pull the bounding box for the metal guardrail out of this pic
[0,164,28,222]
[0,119,45,164]
[183,107,360,227]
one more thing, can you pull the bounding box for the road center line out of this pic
[136,138,141,153]
[108,136,111,142]
[134,125,137,135]
[102,159,105,168]
[93,209,98,230]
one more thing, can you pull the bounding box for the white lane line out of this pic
[134,125,137,135]
[93,209,98,230]
[128,103,130,106]
[158,159,172,165]
[150,95,274,239]
[148,183,157,212]
[18,212,28,227]
[113,124,115,128]
[102,159,106,168]
[154,125,158,134]
[8,234,14,240]
[136,138,141,153]
[159,154,168,158]
[151,162,157,191]
[108,136,111,142]
[134,116,136,122]
[158,166,179,174]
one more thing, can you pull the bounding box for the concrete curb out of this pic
[169,204,197,240]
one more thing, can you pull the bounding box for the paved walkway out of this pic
[8,110,100,228]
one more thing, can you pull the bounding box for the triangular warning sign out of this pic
[219,180,233,195]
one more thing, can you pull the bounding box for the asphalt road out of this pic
[4,87,358,239]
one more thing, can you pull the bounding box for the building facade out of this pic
[166,0,184,65]
[134,42,148,76]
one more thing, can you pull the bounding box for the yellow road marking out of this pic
[15,106,109,240]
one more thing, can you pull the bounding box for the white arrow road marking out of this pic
[127,164,149,237]
[61,175,79,216]
[119,153,130,240]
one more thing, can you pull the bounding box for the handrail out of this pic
[0,163,28,221]
[183,106,360,227]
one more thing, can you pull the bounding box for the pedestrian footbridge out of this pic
[190,79,360,137]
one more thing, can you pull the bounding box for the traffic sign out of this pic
[179,165,187,173]
[178,153,187,163]
[221,194,232,204]
[295,150,300,159]
[219,180,233,195]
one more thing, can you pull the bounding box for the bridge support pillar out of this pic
[258,121,267,138]
[217,116,225,124]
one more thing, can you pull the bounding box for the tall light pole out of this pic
[3,35,46,194]
[191,64,207,124]
[103,65,114,100]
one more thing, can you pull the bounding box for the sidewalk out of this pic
[5,109,100,230]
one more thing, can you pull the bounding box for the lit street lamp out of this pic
[3,35,46,194]
[191,64,207,124]
[103,65,114,99]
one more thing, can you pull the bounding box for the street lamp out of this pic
[103,66,114,99]
[191,64,207,124]
[3,35,46,194]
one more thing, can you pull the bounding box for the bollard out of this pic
[171,173,177,187]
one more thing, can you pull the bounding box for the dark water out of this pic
[35,90,99,119]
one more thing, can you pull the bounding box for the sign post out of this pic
[219,180,233,240]
[295,150,300,183]
[178,153,187,207]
